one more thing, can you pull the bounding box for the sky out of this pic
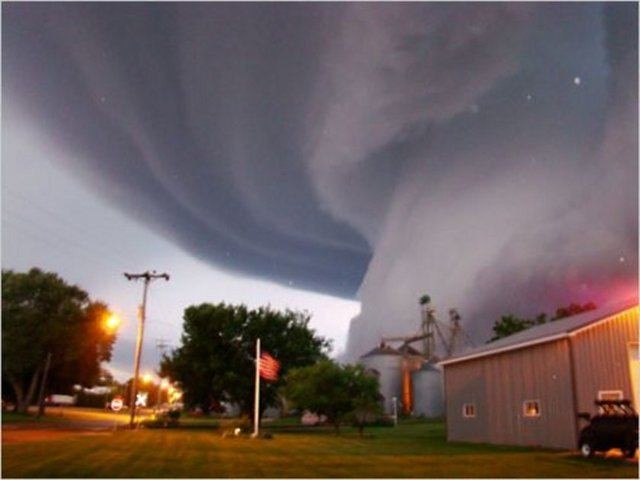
[2,3,638,375]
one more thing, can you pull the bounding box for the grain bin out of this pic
[358,343,402,414]
[411,362,444,417]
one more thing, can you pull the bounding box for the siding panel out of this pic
[571,307,639,414]
[445,340,576,449]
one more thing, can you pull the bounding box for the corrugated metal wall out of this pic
[444,340,576,449]
[570,307,639,414]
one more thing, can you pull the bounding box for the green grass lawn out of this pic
[2,421,636,478]
[2,412,68,424]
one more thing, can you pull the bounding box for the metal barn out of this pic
[440,301,638,449]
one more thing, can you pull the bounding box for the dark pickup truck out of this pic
[577,399,638,458]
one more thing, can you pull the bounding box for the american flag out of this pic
[259,351,280,381]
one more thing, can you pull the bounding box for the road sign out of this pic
[110,397,124,412]
[135,392,148,407]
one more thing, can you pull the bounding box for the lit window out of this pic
[598,390,623,401]
[523,400,541,417]
[462,403,476,418]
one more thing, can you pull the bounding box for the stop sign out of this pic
[110,397,124,412]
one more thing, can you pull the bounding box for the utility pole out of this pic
[124,271,169,428]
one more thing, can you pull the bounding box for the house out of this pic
[439,300,638,449]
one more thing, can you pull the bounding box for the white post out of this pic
[252,338,261,438]
[392,396,398,426]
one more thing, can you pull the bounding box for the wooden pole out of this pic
[129,280,148,428]
[124,271,169,428]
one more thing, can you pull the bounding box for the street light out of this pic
[38,312,121,419]
[142,373,152,384]
[104,313,122,332]
[157,379,169,409]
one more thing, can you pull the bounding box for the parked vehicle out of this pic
[577,400,638,458]
[45,394,76,406]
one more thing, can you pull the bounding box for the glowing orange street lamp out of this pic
[142,373,153,384]
[104,313,122,332]
[157,379,170,408]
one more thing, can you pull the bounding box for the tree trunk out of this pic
[36,352,53,419]
[11,368,41,414]
[25,367,42,413]
[8,374,26,413]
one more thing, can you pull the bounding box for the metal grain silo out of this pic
[358,343,402,414]
[411,362,444,418]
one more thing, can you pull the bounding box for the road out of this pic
[2,407,155,444]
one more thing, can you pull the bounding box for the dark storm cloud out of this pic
[3,2,367,297]
[3,3,637,357]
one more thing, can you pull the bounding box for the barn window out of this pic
[523,400,541,417]
[462,403,476,418]
[598,390,623,401]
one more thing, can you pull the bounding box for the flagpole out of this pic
[252,338,261,438]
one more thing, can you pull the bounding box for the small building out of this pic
[440,301,638,449]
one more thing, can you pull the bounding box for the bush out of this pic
[167,409,181,421]
[142,408,181,428]
[355,415,394,428]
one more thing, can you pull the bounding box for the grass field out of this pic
[2,417,637,478]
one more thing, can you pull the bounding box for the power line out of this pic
[3,190,139,268]
[2,215,130,272]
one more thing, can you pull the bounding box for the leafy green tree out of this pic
[555,302,596,319]
[489,302,597,342]
[344,364,383,437]
[282,360,352,432]
[160,303,329,418]
[489,314,533,342]
[2,268,117,412]
[282,361,381,435]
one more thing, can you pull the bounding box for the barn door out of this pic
[628,343,639,408]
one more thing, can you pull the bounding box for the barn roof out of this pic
[439,299,638,366]
[360,343,401,358]
[397,344,423,356]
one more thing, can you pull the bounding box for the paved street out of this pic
[2,407,154,444]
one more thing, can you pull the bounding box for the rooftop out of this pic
[440,298,638,366]
[360,342,401,358]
